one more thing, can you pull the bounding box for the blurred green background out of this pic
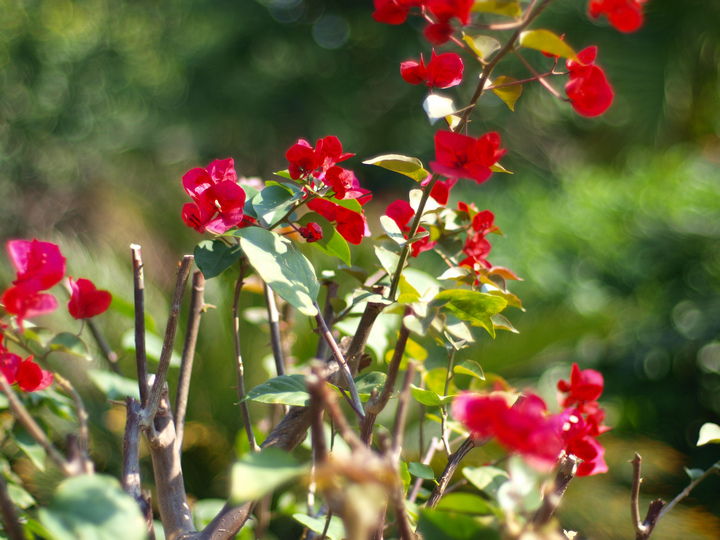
[1,0,720,538]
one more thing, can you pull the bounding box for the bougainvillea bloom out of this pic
[298,222,323,243]
[426,0,473,25]
[306,199,368,245]
[472,210,498,236]
[286,136,354,182]
[0,348,53,393]
[452,392,510,438]
[588,0,646,33]
[423,178,456,206]
[423,21,454,46]
[323,166,371,202]
[7,239,66,293]
[557,409,609,476]
[372,0,423,25]
[557,362,604,407]
[2,286,58,325]
[565,47,614,117]
[67,278,112,319]
[385,200,436,257]
[0,350,22,385]
[181,159,247,234]
[401,50,464,89]
[431,131,506,184]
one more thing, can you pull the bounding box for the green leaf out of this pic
[50,333,91,360]
[7,481,36,509]
[15,429,46,471]
[232,227,320,316]
[192,499,227,530]
[354,371,387,400]
[417,509,501,540]
[194,239,243,279]
[243,374,310,406]
[230,448,308,504]
[408,462,435,480]
[39,474,147,540]
[491,76,522,111]
[684,467,705,481]
[273,169,293,180]
[362,154,428,182]
[380,215,408,246]
[519,29,578,61]
[410,385,454,407]
[423,94,456,124]
[121,330,182,367]
[333,197,363,214]
[462,34,502,59]
[463,466,509,497]
[697,422,720,446]
[397,275,421,304]
[454,360,485,380]
[297,213,351,266]
[87,369,140,401]
[242,185,260,219]
[471,0,521,17]
[24,325,55,348]
[252,185,302,227]
[433,290,507,335]
[435,493,497,516]
[399,460,411,494]
[374,245,401,278]
[293,514,345,540]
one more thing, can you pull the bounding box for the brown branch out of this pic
[532,455,578,526]
[391,362,416,460]
[132,244,149,406]
[233,261,258,453]
[426,437,483,509]
[264,283,285,376]
[631,452,666,540]
[87,318,121,374]
[0,471,24,540]
[175,271,206,455]
[53,373,94,474]
[659,460,720,520]
[122,397,155,539]
[140,255,193,428]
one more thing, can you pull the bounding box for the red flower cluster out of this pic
[431,131,506,185]
[181,159,250,234]
[371,0,423,25]
[589,0,647,33]
[298,222,323,243]
[453,363,610,476]
[68,278,112,320]
[565,47,614,118]
[372,0,473,45]
[285,136,354,183]
[2,240,65,326]
[400,50,464,89]
[307,199,369,246]
[459,209,498,271]
[0,345,52,393]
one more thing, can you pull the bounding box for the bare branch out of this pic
[175,271,206,454]
[0,471,24,540]
[391,362,416,460]
[140,255,193,428]
[131,244,149,406]
[631,452,666,540]
[264,283,285,376]
[532,455,578,526]
[426,437,483,509]
[122,397,155,539]
[659,460,720,520]
[53,373,94,474]
[87,318,121,374]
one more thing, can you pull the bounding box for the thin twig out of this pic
[631,452,666,540]
[0,375,73,476]
[233,260,259,452]
[87,318,121,374]
[131,245,149,406]
[264,282,285,376]
[426,437,483,509]
[175,271,206,455]
[140,255,193,428]
[0,472,24,540]
[391,362,416,460]
[313,301,365,422]
[53,373,93,474]
[659,460,720,519]
[532,455,578,526]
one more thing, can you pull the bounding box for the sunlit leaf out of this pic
[375,245,401,278]
[293,514,345,540]
[354,371,387,400]
[423,94,456,124]
[363,154,428,182]
[471,0,521,17]
[491,76,522,111]
[462,34,501,59]
[463,466,510,497]
[397,275,421,304]
[252,184,302,227]
[433,290,507,329]
[230,448,309,504]
[518,29,578,61]
[417,508,501,540]
[232,227,319,316]
[380,215,408,246]
[243,374,310,407]
[697,422,720,446]
[454,360,485,380]
[435,493,498,516]
[410,385,454,407]
[15,430,46,471]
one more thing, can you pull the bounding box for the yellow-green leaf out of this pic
[518,29,578,61]
[697,422,720,446]
[363,154,428,182]
[471,0,521,17]
[490,162,513,174]
[491,76,522,111]
[462,33,501,59]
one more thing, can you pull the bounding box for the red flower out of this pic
[472,210,498,235]
[426,0,473,25]
[181,159,247,234]
[285,136,354,182]
[0,350,21,385]
[565,47,613,117]
[557,408,609,476]
[431,131,506,184]
[7,239,65,293]
[385,200,437,257]
[0,349,52,393]
[323,166,371,202]
[2,286,58,324]
[298,222,323,243]
[67,278,112,319]
[460,233,492,269]
[307,199,369,245]
[400,50,464,89]
[423,21,454,46]
[372,0,424,25]
[452,392,509,438]
[421,178,456,206]
[588,0,646,33]
[557,363,604,408]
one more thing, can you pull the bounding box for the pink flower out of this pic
[298,222,323,243]
[401,50,464,89]
[472,210,498,235]
[588,0,647,33]
[307,199,369,245]
[7,240,65,293]
[285,136,354,182]
[565,47,614,117]
[431,131,506,184]
[67,278,112,320]
[181,158,248,234]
